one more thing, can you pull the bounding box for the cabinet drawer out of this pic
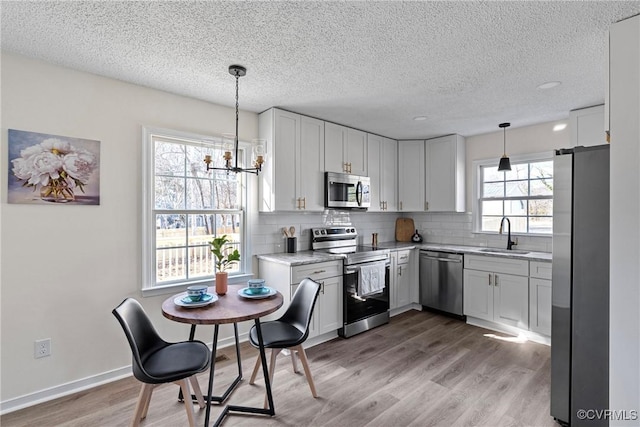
[464,254,528,276]
[291,261,342,284]
[396,250,411,265]
[530,261,552,280]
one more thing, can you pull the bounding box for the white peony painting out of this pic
[8,129,100,205]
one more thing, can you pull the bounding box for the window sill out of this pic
[141,273,255,298]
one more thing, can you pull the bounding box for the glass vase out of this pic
[40,179,75,203]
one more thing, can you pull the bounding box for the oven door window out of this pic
[343,266,390,324]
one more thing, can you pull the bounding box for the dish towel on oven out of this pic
[358,261,386,297]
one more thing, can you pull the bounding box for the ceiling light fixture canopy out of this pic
[204,65,265,175]
[498,122,512,172]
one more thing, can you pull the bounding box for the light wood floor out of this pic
[2,310,558,427]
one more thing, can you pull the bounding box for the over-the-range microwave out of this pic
[324,172,370,210]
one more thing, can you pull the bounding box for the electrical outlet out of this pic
[34,338,51,359]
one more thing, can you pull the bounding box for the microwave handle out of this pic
[356,181,362,206]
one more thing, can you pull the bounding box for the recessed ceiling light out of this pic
[413,116,427,121]
[537,81,561,90]
[553,123,567,131]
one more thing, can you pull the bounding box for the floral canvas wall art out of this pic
[8,129,100,205]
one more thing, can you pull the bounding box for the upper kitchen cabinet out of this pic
[569,105,606,147]
[258,108,325,211]
[398,135,465,212]
[367,134,397,212]
[398,140,426,212]
[325,122,368,176]
[425,134,465,212]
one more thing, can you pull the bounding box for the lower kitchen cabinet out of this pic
[390,250,412,310]
[529,261,552,336]
[259,259,343,340]
[463,255,529,330]
[294,276,342,336]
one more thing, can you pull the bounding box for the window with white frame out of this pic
[142,127,247,289]
[476,155,553,235]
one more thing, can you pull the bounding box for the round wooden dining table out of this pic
[162,284,283,427]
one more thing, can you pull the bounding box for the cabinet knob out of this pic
[488,274,492,286]
[495,274,499,286]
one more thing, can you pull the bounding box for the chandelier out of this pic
[204,65,265,175]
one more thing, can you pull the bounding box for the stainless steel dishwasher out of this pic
[419,250,464,317]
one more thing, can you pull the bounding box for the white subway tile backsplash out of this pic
[251,210,551,258]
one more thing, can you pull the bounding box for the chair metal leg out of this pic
[176,378,196,427]
[295,345,318,398]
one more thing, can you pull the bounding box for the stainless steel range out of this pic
[311,226,390,338]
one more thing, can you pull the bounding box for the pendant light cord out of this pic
[503,127,506,155]
[234,71,240,168]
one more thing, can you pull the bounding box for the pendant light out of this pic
[498,122,512,171]
[204,65,265,175]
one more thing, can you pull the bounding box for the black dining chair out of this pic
[248,278,321,404]
[112,298,211,427]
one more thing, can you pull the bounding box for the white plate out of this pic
[238,286,277,299]
[174,293,218,308]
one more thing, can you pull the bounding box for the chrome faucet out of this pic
[499,216,517,250]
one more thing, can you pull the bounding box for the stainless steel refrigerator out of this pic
[551,145,609,426]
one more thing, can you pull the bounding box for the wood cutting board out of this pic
[395,218,415,242]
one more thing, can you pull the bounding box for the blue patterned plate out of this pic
[238,287,277,299]
[174,293,217,308]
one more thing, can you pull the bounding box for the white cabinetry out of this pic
[390,250,412,310]
[529,261,552,336]
[397,135,465,212]
[367,134,397,211]
[398,140,426,212]
[569,104,606,147]
[325,122,367,175]
[463,255,529,329]
[258,259,343,340]
[425,134,465,212]
[258,109,324,211]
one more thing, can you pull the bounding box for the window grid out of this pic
[479,160,553,235]
[149,133,245,287]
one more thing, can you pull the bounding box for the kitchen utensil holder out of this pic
[286,237,297,253]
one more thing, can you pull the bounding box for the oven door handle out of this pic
[345,264,389,275]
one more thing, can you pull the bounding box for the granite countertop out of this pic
[256,250,346,266]
[257,242,551,266]
[418,243,552,262]
[375,241,417,250]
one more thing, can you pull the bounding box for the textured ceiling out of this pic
[2,1,640,140]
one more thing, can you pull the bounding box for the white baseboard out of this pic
[0,366,133,415]
[0,331,249,415]
[465,316,551,346]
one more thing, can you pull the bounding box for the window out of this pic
[143,127,248,290]
[476,154,553,235]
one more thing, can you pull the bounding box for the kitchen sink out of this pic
[479,248,530,255]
